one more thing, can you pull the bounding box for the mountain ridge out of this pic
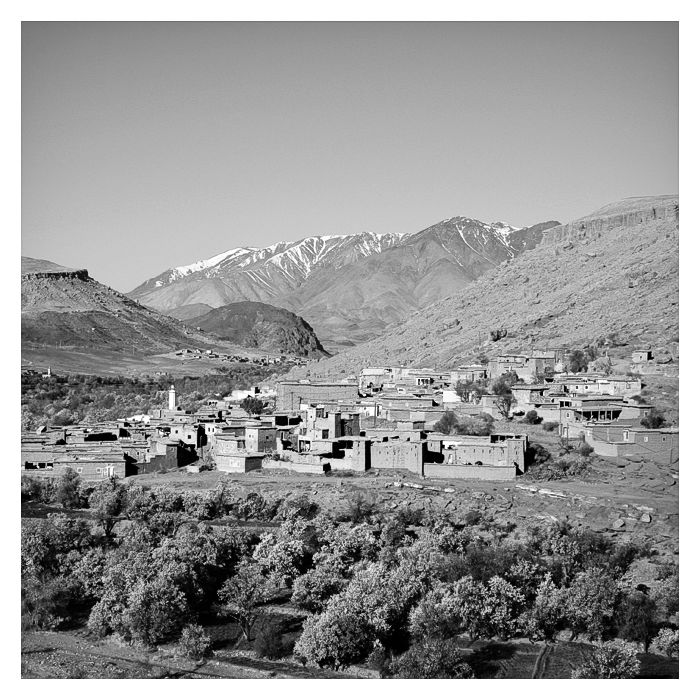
[285,195,679,376]
[129,216,558,349]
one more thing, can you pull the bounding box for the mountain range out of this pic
[288,195,679,377]
[128,218,560,351]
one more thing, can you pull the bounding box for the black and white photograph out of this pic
[14,8,687,686]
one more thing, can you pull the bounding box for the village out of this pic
[21,345,679,483]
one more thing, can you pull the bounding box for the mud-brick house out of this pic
[422,433,527,481]
[212,435,265,473]
[632,350,654,364]
[583,424,679,464]
[52,452,128,479]
[449,365,488,385]
[276,380,359,412]
[168,422,205,448]
[558,396,652,438]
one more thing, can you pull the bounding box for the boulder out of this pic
[640,512,652,523]
[626,454,644,463]
[611,519,626,530]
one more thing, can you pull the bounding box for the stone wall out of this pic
[370,441,422,473]
[423,463,516,481]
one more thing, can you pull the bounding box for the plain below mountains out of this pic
[287,195,679,377]
[128,218,560,351]
[175,301,329,358]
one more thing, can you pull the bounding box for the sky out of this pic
[21,21,678,292]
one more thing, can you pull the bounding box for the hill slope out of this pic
[21,257,215,354]
[184,301,328,358]
[291,196,678,376]
[129,218,558,350]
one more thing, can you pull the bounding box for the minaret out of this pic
[168,385,176,410]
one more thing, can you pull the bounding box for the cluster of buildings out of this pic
[21,346,679,482]
[174,347,310,366]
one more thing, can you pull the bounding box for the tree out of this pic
[389,639,474,679]
[218,560,273,640]
[56,468,84,509]
[650,628,679,659]
[523,410,541,425]
[409,584,463,641]
[455,380,485,404]
[241,396,264,416]
[565,568,618,640]
[618,590,658,652]
[641,408,666,429]
[291,563,347,612]
[88,477,127,537]
[567,350,588,373]
[521,573,568,641]
[590,355,613,375]
[491,375,515,419]
[434,411,460,434]
[571,641,640,679]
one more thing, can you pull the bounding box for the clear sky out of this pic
[21,21,678,292]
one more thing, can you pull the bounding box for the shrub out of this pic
[523,410,542,425]
[21,476,56,503]
[254,616,290,659]
[388,639,474,679]
[578,442,594,458]
[641,408,666,429]
[339,491,377,524]
[650,627,679,659]
[21,576,85,631]
[571,641,640,679]
[177,624,213,659]
[527,455,590,481]
[542,421,559,432]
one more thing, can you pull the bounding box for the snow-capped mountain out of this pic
[129,218,559,351]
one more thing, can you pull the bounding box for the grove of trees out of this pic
[21,474,679,678]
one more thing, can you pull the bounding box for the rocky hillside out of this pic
[183,301,329,358]
[129,218,557,350]
[21,257,214,354]
[290,196,678,376]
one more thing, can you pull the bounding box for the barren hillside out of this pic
[290,196,678,377]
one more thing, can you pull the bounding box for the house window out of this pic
[322,429,329,439]
[96,467,102,474]
[623,431,629,441]
[76,467,83,473]
[644,436,649,442]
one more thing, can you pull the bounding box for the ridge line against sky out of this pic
[22,21,678,291]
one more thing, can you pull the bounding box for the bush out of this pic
[177,624,213,659]
[571,641,640,679]
[22,576,85,631]
[650,627,679,659]
[388,639,474,679]
[578,442,594,458]
[542,421,559,432]
[641,408,666,429]
[523,410,542,425]
[526,455,590,481]
[254,616,290,659]
[21,476,56,503]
